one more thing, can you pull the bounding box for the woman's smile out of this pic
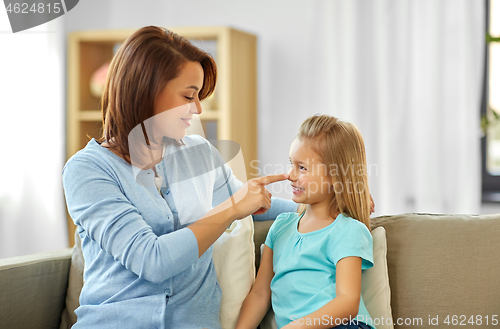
[181,117,192,126]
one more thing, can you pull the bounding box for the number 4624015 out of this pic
[6,3,62,14]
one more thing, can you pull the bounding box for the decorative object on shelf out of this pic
[89,62,110,98]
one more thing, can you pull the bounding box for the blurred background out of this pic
[0,0,496,258]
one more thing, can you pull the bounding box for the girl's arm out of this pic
[235,245,275,329]
[282,256,362,329]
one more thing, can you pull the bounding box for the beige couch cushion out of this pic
[361,227,393,329]
[371,213,500,328]
[213,215,256,329]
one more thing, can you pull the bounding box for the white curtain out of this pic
[302,0,485,215]
[0,14,67,258]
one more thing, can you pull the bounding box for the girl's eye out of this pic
[299,166,306,171]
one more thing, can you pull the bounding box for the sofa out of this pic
[1,213,499,329]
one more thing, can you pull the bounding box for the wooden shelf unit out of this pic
[66,27,257,246]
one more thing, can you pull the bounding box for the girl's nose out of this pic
[287,167,296,181]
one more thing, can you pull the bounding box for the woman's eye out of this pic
[185,96,194,101]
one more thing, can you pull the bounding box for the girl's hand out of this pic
[230,174,289,219]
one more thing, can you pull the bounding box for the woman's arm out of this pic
[235,245,275,329]
[189,174,287,256]
[282,257,362,329]
[63,157,286,283]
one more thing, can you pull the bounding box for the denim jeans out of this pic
[331,320,373,329]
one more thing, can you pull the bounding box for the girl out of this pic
[62,26,296,329]
[236,115,375,329]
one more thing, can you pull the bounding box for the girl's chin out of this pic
[292,194,305,202]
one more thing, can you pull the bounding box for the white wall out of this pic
[61,1,487,215]
[63,0,314,200]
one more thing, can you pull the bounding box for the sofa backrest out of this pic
[0,249,72,329]
[371,213,500,328]
[254,213,500,328]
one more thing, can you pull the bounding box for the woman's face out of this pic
[152,61,204,140]
[288,138,333,205]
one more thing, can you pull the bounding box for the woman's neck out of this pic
[101,139,164,171]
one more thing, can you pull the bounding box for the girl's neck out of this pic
[298,203,340,234]
[304,202,340,222]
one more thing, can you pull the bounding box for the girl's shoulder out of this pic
[274,212,301,224]
[270,212,300,232]
[334,214,372,240]
[266,212,300,246]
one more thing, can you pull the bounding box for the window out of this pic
[482,0,500,201]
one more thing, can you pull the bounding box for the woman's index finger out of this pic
[256,173,289,185]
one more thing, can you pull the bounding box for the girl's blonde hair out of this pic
[297,115,371,230]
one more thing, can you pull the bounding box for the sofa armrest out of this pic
[0,248,73,329]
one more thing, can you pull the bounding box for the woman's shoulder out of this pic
[65,139,105,166]
[64,138,125,176]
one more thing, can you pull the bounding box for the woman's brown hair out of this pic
[297,115,371,230]
[97,26,217,163]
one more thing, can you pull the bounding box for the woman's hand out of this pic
[229,174,289,219]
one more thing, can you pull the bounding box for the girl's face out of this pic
[152,61,204,140]
[288,138,333,205]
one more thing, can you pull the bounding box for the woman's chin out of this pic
[164,130,187,140]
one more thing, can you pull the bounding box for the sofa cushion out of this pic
[371,213,500,328]
[0,248,72,329]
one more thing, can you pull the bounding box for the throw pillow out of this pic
[361,226,394,329]
[212,215,256,329]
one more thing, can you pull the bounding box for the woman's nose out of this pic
[191,99,202,114]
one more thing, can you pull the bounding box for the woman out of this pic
[62,26,295,329]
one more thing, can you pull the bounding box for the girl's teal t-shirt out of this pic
[265,212,374,329]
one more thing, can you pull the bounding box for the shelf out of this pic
[79,111,102,121]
